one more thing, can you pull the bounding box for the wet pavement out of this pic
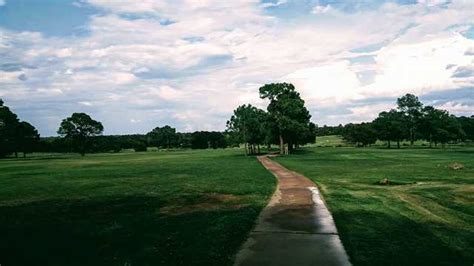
[234,156,351,266]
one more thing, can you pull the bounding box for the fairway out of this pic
[0,149,275,266]
[275,147,474,266]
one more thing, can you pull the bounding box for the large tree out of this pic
[419,106,464,147]
[397,93,423,145]
[457,115,474,142]
[226,104,267,155]
[259,83,312,154]
[342,122,377,147]
[373,109,407,148]
[0,99,20,157]
[15,121,40,157]
[147,125,178,149]
[57,113,104,156]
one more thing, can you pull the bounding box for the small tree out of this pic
[57,113,104,156]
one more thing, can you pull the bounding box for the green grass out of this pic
[275,147,474,266]
[315,135,348,147]
[0,149,275,266]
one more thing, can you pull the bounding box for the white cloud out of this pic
[0,0,5,6]
[436,101,474,115]
[0,0,473,135]
[312,5,332,14]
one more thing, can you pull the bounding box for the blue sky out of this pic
[0,0,473,136]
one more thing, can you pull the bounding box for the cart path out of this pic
[234,155,351,266]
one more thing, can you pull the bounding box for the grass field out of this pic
[0,149,275,266]
[275,147,474,266]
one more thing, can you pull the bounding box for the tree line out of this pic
[0,99,230,157]
[2,91,472,157]
[226,83,316,155]
[341,94,474,148]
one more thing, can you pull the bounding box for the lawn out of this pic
[0,149,275,266]
[275,147,474,266]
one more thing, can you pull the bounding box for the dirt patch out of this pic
[159,193,247,215]
[448,162,464,170]
[375,178,416,186]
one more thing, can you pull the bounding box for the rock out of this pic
[448,163,464,170]
[378,178,390,185]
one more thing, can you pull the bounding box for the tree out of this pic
[259,83,312,154]
[147,125,178,149]
[15,121,40,157]
[300,122,317,146]
[226,104,267,155]
[57,113,104,156]
[373,109,407,148]
[419,106,464,147]
[342,123,377,147]
[190,131,227,149]
[397,93,423,145]
[0,99,20,157]
[457,116,474,141]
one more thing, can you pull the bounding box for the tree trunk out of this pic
[257,144,260,155]
[410,128,414,146]
[279,135,284,155]
[244,142,248,155]
[14,151,18,158]
[23,152,26,158]
[387,140,391,149]
[397,140,400,149]
[267,143,271,152]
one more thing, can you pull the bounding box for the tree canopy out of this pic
[58,113,104,156]
[0,99,40,157]
[259,83,314,154]
[227,83,315,155]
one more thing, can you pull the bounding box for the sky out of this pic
[0,0,473,136]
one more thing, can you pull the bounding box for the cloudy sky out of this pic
[0,0,473,136]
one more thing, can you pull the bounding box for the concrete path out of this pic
[234,156,351,266]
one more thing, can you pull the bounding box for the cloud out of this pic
[312,5,332,14]
[0,0,4,6]
[452,65,474,78]
[0,0,473,135]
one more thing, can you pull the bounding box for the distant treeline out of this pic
[1,98,232,157]
[338,94,474,148]
[36,130,229,154]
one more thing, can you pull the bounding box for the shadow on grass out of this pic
[0,196,261,266]
[332,209,473,266]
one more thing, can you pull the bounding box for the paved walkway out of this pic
[234,156,351,266]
